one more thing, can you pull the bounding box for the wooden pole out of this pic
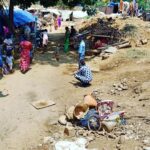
[9,0,14,33]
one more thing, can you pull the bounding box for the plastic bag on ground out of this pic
[55,138,88,150]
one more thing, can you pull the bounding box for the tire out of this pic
[88,115,101,131]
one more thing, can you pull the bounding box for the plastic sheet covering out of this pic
[13,8,36,26]
[3,8,36,27]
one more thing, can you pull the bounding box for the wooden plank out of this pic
[92,34,111,38]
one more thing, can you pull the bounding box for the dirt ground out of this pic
[0,17,150,150]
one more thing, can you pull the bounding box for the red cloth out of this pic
[94,39,108,49]
[20,41,32,72]
[95,40,103,49]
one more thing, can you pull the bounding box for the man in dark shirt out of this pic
[70,26,77,38]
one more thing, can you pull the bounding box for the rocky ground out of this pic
[0,17,150,150]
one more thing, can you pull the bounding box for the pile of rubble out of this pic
[76,17,133,58]
[110,79,129,95]
[30,83,150,150]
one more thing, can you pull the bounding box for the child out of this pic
[55,44,60,61]
[42,29,48,48]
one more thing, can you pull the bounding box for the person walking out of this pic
[64,27,70,53]
[3,34,14,73]
[54,16,58,30]
[120,0,124,13]
[57,15,62,28]
[78,37,85,68]
[19,37,32,73]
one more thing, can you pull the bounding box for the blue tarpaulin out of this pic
[13,8,35,26]
[3,8,36,27]
[108,2,119,7]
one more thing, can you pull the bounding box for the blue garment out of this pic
[78,40,85,60]
[0,44,3,56]
[0,55,3,68]
[75,65,92,84]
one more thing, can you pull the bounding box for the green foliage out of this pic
[14,0,101,8]
[14,0,39,9]
[94,1,107,7]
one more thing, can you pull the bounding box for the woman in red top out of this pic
[20,39,32,73]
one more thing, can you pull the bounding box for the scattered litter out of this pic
[55,138,88,150]
[143,147,150,150]
[59,94,126,132]
[58,115,67,125]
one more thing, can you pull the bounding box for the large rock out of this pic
[43,136,55,144]
[87,135,95,142]
[58,115,67,125]
[66,106,75,120]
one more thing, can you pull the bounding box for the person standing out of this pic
[133,0,136,16]
[74,60,92,86]
[64,27,70,53]
[54,16,58,30]
[70,12,73,21]
[0,37,3,75]
[78,37,85,68]
[120,0,124,13]
[42,29,48,48]
[129,2,134,17]
[3,26,9,38]
[57,15,62,28]
[135,2,139,17]
[70,26,77,38]
[3,34,14,73]
[24,24,31,40]
[19,37,32,73]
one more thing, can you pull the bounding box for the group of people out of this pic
[74,36,92,86]
[119,0,139,17]
[0,34,14,75]
[0,24,34,77]
[63,25,93,86]
[54,15,62,30]
[64,26,77,53]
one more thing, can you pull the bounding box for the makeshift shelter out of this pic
[40,9,60,17]
[60,10,88,21]
[13,8,36,27]
[2,8,36,27]
[108,2,119,13]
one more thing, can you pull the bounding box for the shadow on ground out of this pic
[34,33,78,67]
[0,91,9,98]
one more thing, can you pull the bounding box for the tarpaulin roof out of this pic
[4,8,36,27]
[59,10,88,21]
[13,8,36,26]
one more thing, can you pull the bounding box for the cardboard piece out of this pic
[31,100,56,109]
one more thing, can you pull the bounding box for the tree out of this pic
[8,0,99,32]
[9,0,14,32]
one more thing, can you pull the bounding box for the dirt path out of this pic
[1,49,149,150]
[0,29,95,149]
[0,19,150,150]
